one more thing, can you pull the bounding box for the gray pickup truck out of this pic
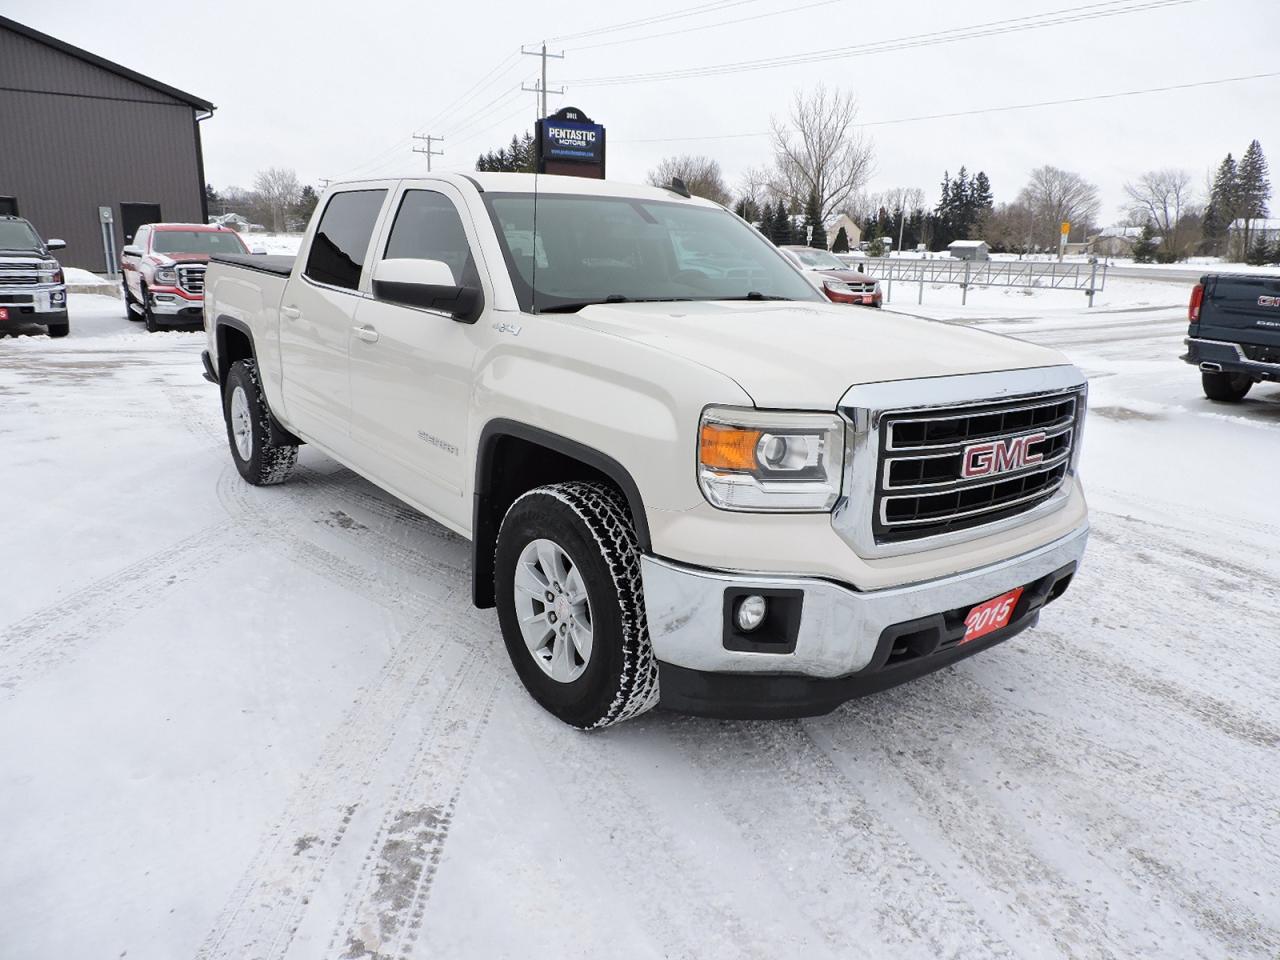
[0,215,68,338]
[1184,273,1280,401]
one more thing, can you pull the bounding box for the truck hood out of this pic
[570,299,1068,408]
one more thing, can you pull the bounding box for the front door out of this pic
[349,185,486,529]
[119,202,161,245]
[279,188,387,449]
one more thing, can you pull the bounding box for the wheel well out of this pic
[215,321,254,384]
[471,425,650,608]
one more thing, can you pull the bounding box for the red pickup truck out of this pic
[121,223,249,332]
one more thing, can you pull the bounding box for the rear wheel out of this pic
[123,279,141,321]
[1202,370,1252,402]
[222,358,298,485]
[45,323,69,338]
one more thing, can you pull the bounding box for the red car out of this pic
[780,245,882,307]
[121,223,249,331]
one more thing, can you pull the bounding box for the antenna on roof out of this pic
[665,177,691,199]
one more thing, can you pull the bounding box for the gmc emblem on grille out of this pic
[1258,295,1280,307]
[961,433,1046,479]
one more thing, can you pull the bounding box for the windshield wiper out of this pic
[721,291,793,301]
[538,295,695,314]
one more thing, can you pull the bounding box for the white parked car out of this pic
[202,173,1089,728]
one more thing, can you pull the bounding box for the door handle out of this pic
[354,324,379,343]
[281,305,301,320]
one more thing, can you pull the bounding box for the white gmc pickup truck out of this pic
[202,173,1089,728]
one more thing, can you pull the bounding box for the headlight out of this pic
[698,407,845,512]
[155,267,178,284]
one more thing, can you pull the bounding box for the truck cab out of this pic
[0,215,68,338]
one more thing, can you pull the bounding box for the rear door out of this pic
[279,188,388,448]
[1202,275,1280,349]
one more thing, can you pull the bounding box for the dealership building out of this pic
[0,16,213,272]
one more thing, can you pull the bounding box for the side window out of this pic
[304,189,386,291]
[384,190,479,288]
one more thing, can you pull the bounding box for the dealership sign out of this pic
[536,107,606,179]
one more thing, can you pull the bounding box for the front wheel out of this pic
[46,323,69,338]
[222,358,298,485]
[1202,370,1252,402]
[495,481,659,729]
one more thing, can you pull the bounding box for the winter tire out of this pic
[223,358,298,486]
[495,481,659,729]
[45,323,69,338]
[1201,370,1252,402]
[141,283,160,333]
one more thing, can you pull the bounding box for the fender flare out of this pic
[471,419,652,608]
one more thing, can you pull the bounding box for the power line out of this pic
[412,134,443,172]
[567,0,1194,86]
[612,71,1280,143]
[521,43,565,119]
[567,0,842,52]
[545,0,763,44]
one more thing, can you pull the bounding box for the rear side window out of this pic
[384,190,479,287]
[305,189,386,291]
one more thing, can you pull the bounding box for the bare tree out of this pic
[985,200,1038,255]
[646,155,732,206]
[253,167,302,233]
[768,85,874,223]
[1017,165,1101,247]
[1123,168,1197,257]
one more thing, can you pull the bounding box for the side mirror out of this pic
[122,245,143,258]
[46,239,66,251]
[251,246,267,255]
[371,258,483,324]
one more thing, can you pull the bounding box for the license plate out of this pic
[0,307,8,321]
[962,587,1024,644]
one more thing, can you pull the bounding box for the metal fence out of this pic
[858,257,1109,307]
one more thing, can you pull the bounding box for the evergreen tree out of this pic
[971,171,994,211]
[1246,232,1273,266]
[802,190,827,248]
[934,171,954,247]
[1202,153,1238,254]
[1132,222,1158,263]
[832,226,850,253]
[758,201,775,240]
[1237,139,1271,255]
[771,199,793,245]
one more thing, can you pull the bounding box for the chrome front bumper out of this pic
[641,522,1088,679]
[0,283,67,314]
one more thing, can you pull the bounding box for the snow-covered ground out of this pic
[1,282,1278,959]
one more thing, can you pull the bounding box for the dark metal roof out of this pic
[0,15,214,112]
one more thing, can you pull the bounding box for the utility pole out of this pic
[412,134,444,172]
[521,42,564,118]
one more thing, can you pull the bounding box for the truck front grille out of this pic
[177,264,206,295]
[0,270,40,286]
[874,391,1081,544]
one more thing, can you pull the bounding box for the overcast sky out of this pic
[22,0,1280,223]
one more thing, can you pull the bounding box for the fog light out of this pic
[735,595,768,632]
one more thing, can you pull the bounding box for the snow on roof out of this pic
[947,239,988,248]
[1096,225,1144,239]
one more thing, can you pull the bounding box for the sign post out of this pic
[1058,220,1070,262]
[99,205,117,276]
[536,106,606,179]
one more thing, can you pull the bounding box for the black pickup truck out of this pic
[1183,273,1280,402]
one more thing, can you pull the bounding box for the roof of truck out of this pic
[148,222,236,231]
[334,172,721,207]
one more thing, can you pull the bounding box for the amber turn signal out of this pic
[699,423,762,472]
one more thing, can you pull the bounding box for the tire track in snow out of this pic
[668,718,1021,960]
[0,522,238,699]
[328,643,499,960]
[195,622,466,960]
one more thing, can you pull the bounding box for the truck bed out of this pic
[209,253,295,277]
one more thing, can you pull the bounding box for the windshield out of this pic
[152,230,247,255]
[0,220,41,252]
[482,192,822,312]
[789,248,846,270]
